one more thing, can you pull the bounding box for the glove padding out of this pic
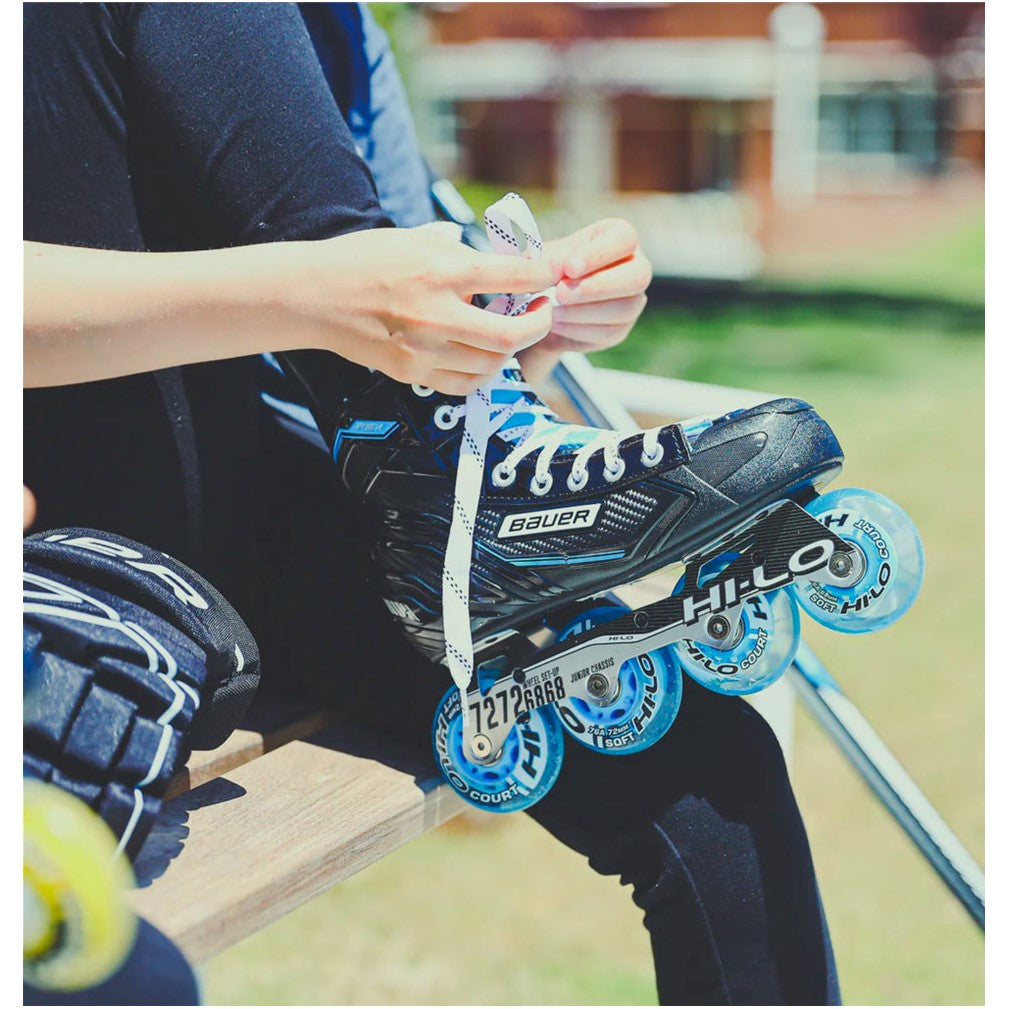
[24,528,260,859]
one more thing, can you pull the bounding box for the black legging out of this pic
[24,4,839,1003]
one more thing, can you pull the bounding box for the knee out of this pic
[648,686,795,827]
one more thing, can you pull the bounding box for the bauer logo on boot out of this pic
[498,503,602,539]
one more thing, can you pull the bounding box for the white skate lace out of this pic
[438,194,664,722]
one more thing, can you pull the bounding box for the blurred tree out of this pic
[368,2,409,55]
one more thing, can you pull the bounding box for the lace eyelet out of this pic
[530,472,553,496]
[603,458,626,483]
[641,443,664,468]
[567,468,589,493]
[492,462,517,488]
[434,405,459,431]
[411,384,435,398]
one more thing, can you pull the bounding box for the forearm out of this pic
[24,227,560,394]
[23,241,334,387]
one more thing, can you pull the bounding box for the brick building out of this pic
[412,2,984,203]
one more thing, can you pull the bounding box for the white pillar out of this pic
[769,3,826,205]
[556,88,615,200]
[747,678,797,770]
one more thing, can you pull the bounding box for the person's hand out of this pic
[519,219,652,382]
[545,218,652,351]
[284,223,560,396]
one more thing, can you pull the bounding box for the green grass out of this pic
[203,214,983,1005]
[451,178,560,221]
[595,299,981,392]
[777,208,985,304]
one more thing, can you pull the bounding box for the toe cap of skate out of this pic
[684,398,844,501]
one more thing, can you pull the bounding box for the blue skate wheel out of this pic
[431,685,564,813]
[792,487,925,634]
[553,606,682,755]
[673,585,801,696]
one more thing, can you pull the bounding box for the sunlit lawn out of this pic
[204,212,983,1005]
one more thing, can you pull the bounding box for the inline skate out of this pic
[276,194,925,813]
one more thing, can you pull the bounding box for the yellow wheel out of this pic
[23,778,137,991]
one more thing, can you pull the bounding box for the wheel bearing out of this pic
[470,734,493,760]
[706,615,732,640]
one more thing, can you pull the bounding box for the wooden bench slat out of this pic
[164,704,335,800]
[130,719,464,961]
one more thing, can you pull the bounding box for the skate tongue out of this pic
[503,413,596,452]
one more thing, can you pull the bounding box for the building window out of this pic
[819,89,939,176]
[431,100,459,150]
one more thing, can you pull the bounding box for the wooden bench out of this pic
[127,699,466,963]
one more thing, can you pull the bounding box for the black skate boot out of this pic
[273,196,925,813]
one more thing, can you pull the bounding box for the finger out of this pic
[449,296,553,354]
[548,319,633,350]
[555,251,653,306]
[540,333,589,354]
[427,369,494,397]
[552,294,646,326]
[442,342,513,376]
[522,332,591,356]
[455,252,559,297]
[560,218,639,279]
